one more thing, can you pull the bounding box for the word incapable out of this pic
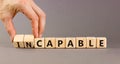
[13,35,107,48]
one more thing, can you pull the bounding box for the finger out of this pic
[2,18,16,42]
[20,5,38,38]
[31,2,46,37]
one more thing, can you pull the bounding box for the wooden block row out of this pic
[13,35,107,49]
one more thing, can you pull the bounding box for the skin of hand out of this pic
[0,0,46,41]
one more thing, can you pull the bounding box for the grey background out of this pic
[0,0,120,64]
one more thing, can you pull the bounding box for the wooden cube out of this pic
[56,38,66,48]
[34,38,44,48]
[97,37,107,48]
[66,37,76,48]
[24,35,34,48]
[76,37,87,48]
[45,38,56,48]
[87,37,96,48]
[13,35,24,48]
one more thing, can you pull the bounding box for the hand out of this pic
[0,0,46,41]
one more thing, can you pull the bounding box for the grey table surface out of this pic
[0,46,120,64]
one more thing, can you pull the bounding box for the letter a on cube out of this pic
[66,37,76,48]
[45,38,56,48]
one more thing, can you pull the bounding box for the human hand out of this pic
[0,0,46,41]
